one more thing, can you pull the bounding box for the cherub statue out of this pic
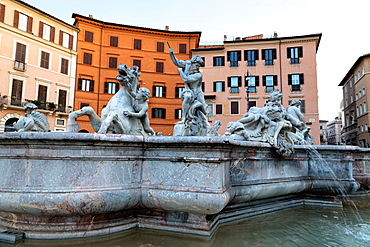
[14,103,50,132]
[123,87,155,135]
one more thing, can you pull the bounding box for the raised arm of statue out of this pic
[169,47,187,68]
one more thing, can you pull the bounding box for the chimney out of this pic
[88,14,93,18]
[223,35,227,41]
[165,25,169,31]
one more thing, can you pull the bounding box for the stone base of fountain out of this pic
[0,132,368,240]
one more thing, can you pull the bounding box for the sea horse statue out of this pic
[67,64,154,135]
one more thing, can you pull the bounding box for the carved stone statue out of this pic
[224,90,314,156]
[67,64,154,135]
[169,45,208,136]
[14,103,50,132]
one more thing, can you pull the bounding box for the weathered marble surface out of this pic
[0,132,368,239]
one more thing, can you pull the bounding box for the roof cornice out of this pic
[11,0,79,31]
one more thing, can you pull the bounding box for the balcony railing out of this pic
[230,87,239,93]
[14,60,26,71]
[229,61,239,67]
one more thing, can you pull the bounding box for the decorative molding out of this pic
[8,70,29,78]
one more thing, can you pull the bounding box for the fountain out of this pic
[0,48,369,243]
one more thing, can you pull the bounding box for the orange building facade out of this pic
[192,33,322,144]
[72,14,201,134]
[0,0,78,132]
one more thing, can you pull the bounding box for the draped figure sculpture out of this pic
[224,90,314,156]
[13,103,50,132]
[169,43,208,136]
[67,64,154,135]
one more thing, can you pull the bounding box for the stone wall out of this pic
[0,132,368,239]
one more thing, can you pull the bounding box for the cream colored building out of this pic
[0,0,78,131]
[339,53,370,147]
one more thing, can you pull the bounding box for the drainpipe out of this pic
[97,24,103,115]
[279,38,283,93]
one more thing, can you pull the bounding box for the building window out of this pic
[110,36,118,47]
[109,57,117,69]
[134,39,142,49]
[80,103,89,109]
[60,58,69,75]
[288,74,304,91]
[14,11,32,33]
[213,81,225,92]
[179,44,187,54]
[37,85,47,109]
[152,85,166,97]
[245,50,258,66]
[262,49,276,65]
[175,109,182,119]
[200,57,205,67]
[59,31,73,49]
[262,75,277,92]
[156,62,164,73]
[56,119,66,126]
[11,79,23,106]
[228,76,241,93]
[246,76,259,93]
[85,31,93,42]
[0,4,5,23]
[157,42,164,52]
[133,59,141,68]
[58,89,67,112]
[227,50,241,67]
[213,56,225,66]
[152,108,166,119]
[216,104,223,114]
[248,101,257,110]
[14,42,26,71]
[83,52,92,65]
[104,82,119,94]
[287,47,302,64]
[175,87,185,98]
[231,101,239,114]
[40,51,50,69]
[364,102,367,113]
[39,22,55,42]
[78,78,94,92]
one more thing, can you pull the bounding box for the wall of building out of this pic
[193,34,321,143]
[73,14,201,135]
[340,54,370,147]
[0,0,78,132]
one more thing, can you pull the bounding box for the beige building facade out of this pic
[193,33,321,144]
[0,0,78,132]
[339,53,370,147]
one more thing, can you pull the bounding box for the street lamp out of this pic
[245,70,250,111]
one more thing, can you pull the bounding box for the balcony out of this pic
[14,60,27,72]
[230,87,239,93]
[229,61,239,67]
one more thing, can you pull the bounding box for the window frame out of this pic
[85,31,93,42]
[83,52,92,65]
[60,57,69,75]
[134,39,142,50]
[152,108,166,119]
[40,50,50,69]
[213,56,225,66]
[110,36,118,47]
[262,49,276,65]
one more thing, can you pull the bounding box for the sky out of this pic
[25,0,370,121]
